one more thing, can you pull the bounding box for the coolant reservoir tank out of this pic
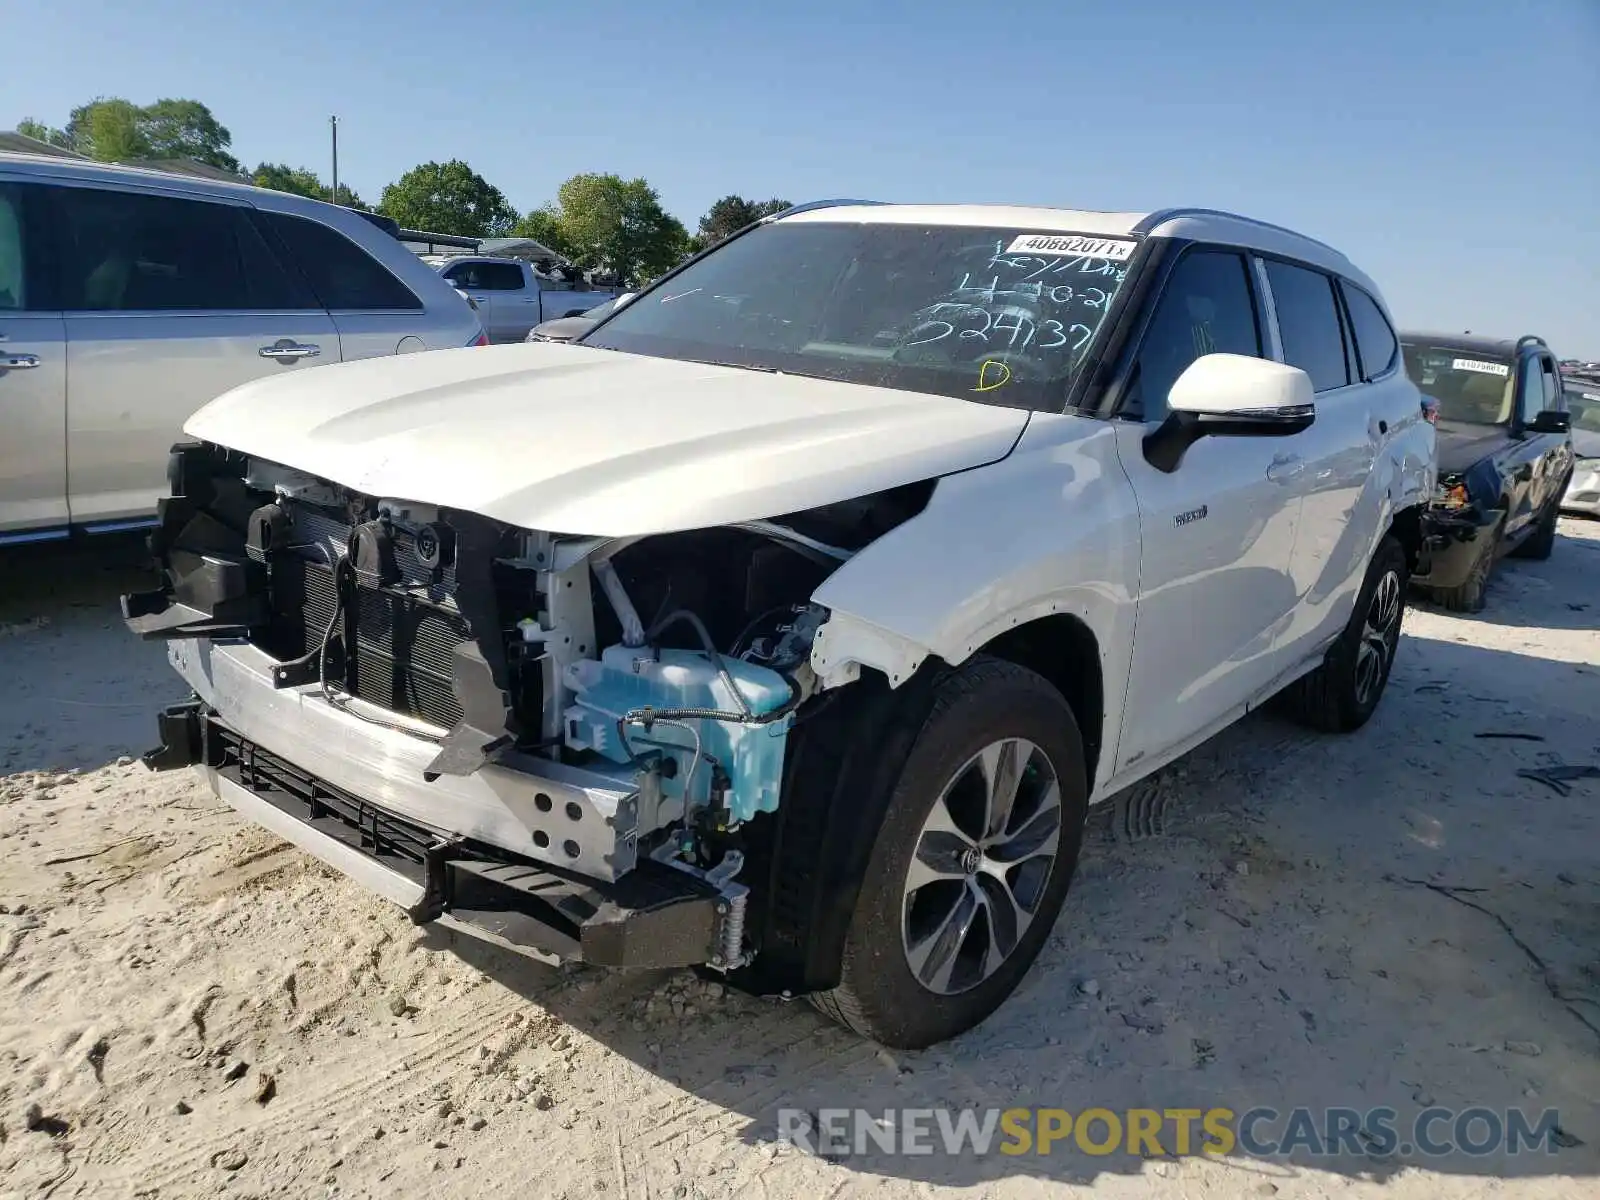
[563,644,794,822]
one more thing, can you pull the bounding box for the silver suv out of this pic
[0,153,484,543]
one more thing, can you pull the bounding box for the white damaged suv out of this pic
[124,201,1434,1048]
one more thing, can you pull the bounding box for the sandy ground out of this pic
[1,522,1597,1200]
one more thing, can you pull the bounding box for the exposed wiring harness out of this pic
[645,608,756,720]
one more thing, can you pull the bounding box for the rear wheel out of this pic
[809,659,1088,1049]
[1281,534,1408,732]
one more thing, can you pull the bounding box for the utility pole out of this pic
[330,115,340,204]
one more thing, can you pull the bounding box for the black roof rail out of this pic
[347,209,481,252]
[1134,207,1344,256]
[764,198,887,221]
[1514,334,1547,353]
[349,209,401,238]
[397,227,480,251]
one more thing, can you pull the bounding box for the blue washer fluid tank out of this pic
[562,643,794,823]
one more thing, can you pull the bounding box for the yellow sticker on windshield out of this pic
[975,360,1012,391]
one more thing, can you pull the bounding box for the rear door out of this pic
[53,182,339,525]
[260,211,434,359]
[0,180,68,536]
[1258,262,1386,655]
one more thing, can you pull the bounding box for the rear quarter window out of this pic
[1339,282,1399,380]
[257,211,422,311]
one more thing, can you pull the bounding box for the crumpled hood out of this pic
[184,342,1029,536]
[1434,420,1513,476]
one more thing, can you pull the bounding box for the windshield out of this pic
[582,221,1138,409]
[1401,342,1514,426]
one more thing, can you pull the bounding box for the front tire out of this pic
[809,659,1088,1049]
[1281,534,1408,732]
[1430,514,1503,613]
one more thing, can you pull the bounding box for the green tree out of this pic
[511,206,574,258]
[32,96,240,168]
[138,98,241,172]
[252,162,324,199]
[15,118,71,149]
[552,173,691,285]
[696,195,791,246]
[378,160,517,237]
[66,98,149,161]
[252,162,367,210]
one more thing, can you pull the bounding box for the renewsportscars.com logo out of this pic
[777,1106,1579,1160]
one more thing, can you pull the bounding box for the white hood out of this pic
[184,343,1029,535]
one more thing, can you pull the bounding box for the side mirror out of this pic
[1144,353,1316,472]
[1527,410,1571,434]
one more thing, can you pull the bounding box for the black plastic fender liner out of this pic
[728,663,950,998]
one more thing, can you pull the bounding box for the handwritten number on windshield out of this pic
[906,313,1092,351]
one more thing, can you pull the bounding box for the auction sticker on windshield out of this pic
[1004,234,1136,261]
[1452,358,1510,377]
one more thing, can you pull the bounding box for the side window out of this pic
[54,186,310,312]
[1517,356,1544,423]
[0,183,32,310]
[257,212,423,311]
[1339,282,1399,380]
[1131,249,1262,420]
[478,262,525,290]
[1264,261,1351,392]
[1541,358,1560,410]
[442,262,478,288]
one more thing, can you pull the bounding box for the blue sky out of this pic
[4,0,1597,356]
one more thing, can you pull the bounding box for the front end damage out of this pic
[1411,472,1503,591]
[124,442,930,974]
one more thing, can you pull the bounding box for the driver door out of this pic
[1112,247,1304,774]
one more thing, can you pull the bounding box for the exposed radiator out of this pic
[262,556,469,731]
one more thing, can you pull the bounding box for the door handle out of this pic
[0,353,41,370]
[1267,453,1305,483]
[259,341,321,361]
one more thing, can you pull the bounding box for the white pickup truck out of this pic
[428,255,626,343]
[124,201,1434,1049]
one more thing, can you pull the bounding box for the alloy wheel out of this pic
[1355,569,1402,705]
[901,738,1063,995]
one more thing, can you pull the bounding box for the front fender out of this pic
[808,413,1140,757]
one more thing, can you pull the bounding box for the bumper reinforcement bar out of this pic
[146,701,731,970]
